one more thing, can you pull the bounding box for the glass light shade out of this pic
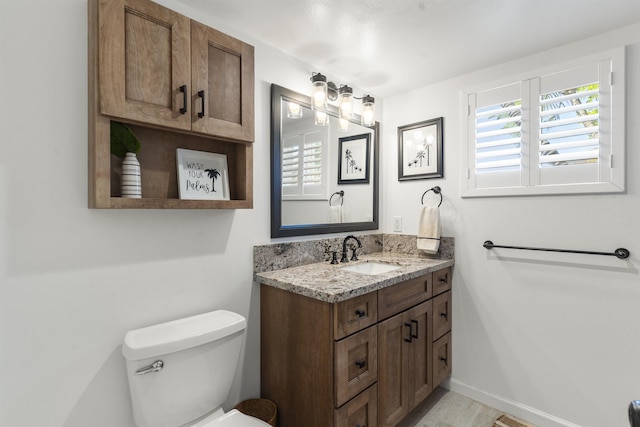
[361,95,375,126]
[315,111,329,126]
[310,73,328,111]
[338,86,354,121]
[339,118,350,131]
[287,101,303,119]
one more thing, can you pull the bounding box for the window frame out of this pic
[461,47,625,198]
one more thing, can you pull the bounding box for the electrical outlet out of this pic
[393,216,402,232]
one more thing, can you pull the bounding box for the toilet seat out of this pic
[190,409,271,427]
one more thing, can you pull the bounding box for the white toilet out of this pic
[122,310,271,427]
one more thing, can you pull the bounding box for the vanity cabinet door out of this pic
[433,267,452,296]
[335,327,378,407]
[335,384,378,427]
[433,291,451,340]
[377,300,433,427]
[98,0,191,130]
[433,332,452,387]
[334,292,377,340]
[191,21,254,142]
[378,273,432,320]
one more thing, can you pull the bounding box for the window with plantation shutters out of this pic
[463,47,625,197]
[282,129,328,199]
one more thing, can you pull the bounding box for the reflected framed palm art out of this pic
[338,133,371,184]
[398,117,443,181]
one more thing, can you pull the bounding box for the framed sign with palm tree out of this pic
[398,117,443,181]
[176,148,230,200]
[338,133,370,184]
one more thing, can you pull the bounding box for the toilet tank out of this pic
[122,310,247,427]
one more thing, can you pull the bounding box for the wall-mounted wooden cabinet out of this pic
[88,0,254,209]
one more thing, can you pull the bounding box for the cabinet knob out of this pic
[355,309,366,318]
[355,359,366,369]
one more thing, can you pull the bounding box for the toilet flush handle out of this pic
[134,360,164,375]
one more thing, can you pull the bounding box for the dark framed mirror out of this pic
[271,84,379,238]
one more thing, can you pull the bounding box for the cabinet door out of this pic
[98,0,191,130]
[335,384,377,427]
[377,311,410,427]
[406,300,433,409]
[191,21,254,142]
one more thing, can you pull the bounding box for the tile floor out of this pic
[398,387,504,427]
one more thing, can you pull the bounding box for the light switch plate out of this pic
[393,216,402,232]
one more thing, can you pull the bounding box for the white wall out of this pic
[0,1,312,426]
[382,24,640,427]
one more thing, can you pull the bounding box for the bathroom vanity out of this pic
[256,253,453,427]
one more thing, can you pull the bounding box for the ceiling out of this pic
[180,0,640,98]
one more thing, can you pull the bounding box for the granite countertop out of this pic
[255,252,454,303]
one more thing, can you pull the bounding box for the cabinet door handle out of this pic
[197,90,205,118]
[355,359,366,369]
[179,85,188,114]
[404,322,413,342]
[411,319,419,339]
[355,309,366,318]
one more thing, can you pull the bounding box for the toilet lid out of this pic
[195,409,271,427]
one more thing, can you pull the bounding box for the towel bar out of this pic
[483,240,630,260]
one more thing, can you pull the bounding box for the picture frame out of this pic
[176,148,230,200]
[398,117,443,181]
[338,133,371,184]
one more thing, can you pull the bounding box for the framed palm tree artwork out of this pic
[398,117,443,181]
[338,133,370,184]
[176,148,230,200]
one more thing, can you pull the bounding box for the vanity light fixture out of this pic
[310,72,375,127]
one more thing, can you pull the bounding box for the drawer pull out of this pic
[438,273,448,283]
[404,322,413,342]
[411,319,419,339]
[179,85,188,114]
[440,312,448,320]
[355,359,366,369]
[197,90,205,118]
[440,357,448,363]
[355,309,366,318]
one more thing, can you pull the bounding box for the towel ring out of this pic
[329,191,344,206]
[421,186,442,207]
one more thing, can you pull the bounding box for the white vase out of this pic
[121,152,142,198]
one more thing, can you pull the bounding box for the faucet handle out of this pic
[350,248,359,261]
[330,251,339,264]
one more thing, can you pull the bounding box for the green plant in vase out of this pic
[111,121,143,198]
[110,121,141,157]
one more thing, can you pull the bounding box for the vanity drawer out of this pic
[432,291,451,341]
[334,292,378,340]
[433,267,452,296]
[433,332,452,386]
[335,384,378,427]
[378,273,432,320]
[335,327,378,407]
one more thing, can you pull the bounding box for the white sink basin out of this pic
[341,262,401,275]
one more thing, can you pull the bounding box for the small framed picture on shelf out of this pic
[176,148,230,200]
[338,133,371,184]
[398,117,443,181]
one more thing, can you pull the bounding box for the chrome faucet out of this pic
[341,235,362,263]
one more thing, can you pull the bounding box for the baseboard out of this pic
[446,379,582,427]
